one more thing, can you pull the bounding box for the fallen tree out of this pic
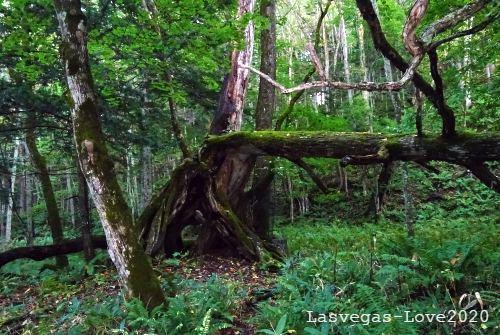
[136,130,499,261]
[0,236,107,268]
[204,131,500,165]
[1,131,498,266]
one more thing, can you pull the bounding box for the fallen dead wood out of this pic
[0,236,107,268]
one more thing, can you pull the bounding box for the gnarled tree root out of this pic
[139,159,285,262]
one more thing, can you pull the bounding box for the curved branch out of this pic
[356,0,456,138]
[288,157,329,193]
[464,161,500,192]
[427,49,446,118]
[241,53,424,93]
[246,1,430,101]
[421,0,492,44]
[428,11,499,50]
[403,0,429,56]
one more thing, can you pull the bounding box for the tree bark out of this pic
[340,16,353,104]
[25,114,68,267]
[76,160,94,260]
[253,0,277,239]
[139,145,153,210]
[402,163,415,237]
[357,17,372,129]
[206,131,500,171]
[5,139,19,244]
[25,161,34,246]
[54,0,164,307]
[210,0,256,134]
[140,1,286,259]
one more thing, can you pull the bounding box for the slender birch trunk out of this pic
[66,173,75,227]
[384,61,402,123]
[339,16,353,104]
[76,160,94,260]
[357,18,372,131]
[322,19,330,80]
[139,145,152,210]
[402,163,414,237]
[462,19,473,128]
[25,170,34,246]
[5,139,20,243]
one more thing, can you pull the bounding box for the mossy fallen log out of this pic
[0,236,107,268]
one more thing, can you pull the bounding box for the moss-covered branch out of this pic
[205,131,500,163]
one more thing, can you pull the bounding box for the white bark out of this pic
[287,175,294,223]
[5,139,20,243]
[26,171,34,246]
[67,173,75,227]
[0,175,7,240]
[402,163,414,237]
[140,146,152,210]
[463,19,473,128]
[485,63,495,80]
[357,19,372,131]
[322,20,330,80]
[340,16,353,104]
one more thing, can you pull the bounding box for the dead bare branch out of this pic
[421,0,492,44]
[403,0,429,56]
[427,11,499,50]
[242,0,428,94]
[306,42,326,81]
[240,52,423,94]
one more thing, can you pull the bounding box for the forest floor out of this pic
[0,253,277,334]
[1,176,499,334]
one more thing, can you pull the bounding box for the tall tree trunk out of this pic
[54,0,164,307]
[5,139,20,243]
[340,16,353,104]
[357,17,372,130]
[322,18,330,80]
[252,0,276,239]
[66,173,76,227]
[25,171,34,246]
[21,141,35,246]
[210,0,256,134]
[25,113,68,267]
[402,163,415,237]
[206,0,258,248]
[76,160,94,260]
[126,153,138,218]
[0,175,6,241]
[139,145,152,210]
[462,19,473,128]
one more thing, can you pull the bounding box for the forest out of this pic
[0,0,499,334]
